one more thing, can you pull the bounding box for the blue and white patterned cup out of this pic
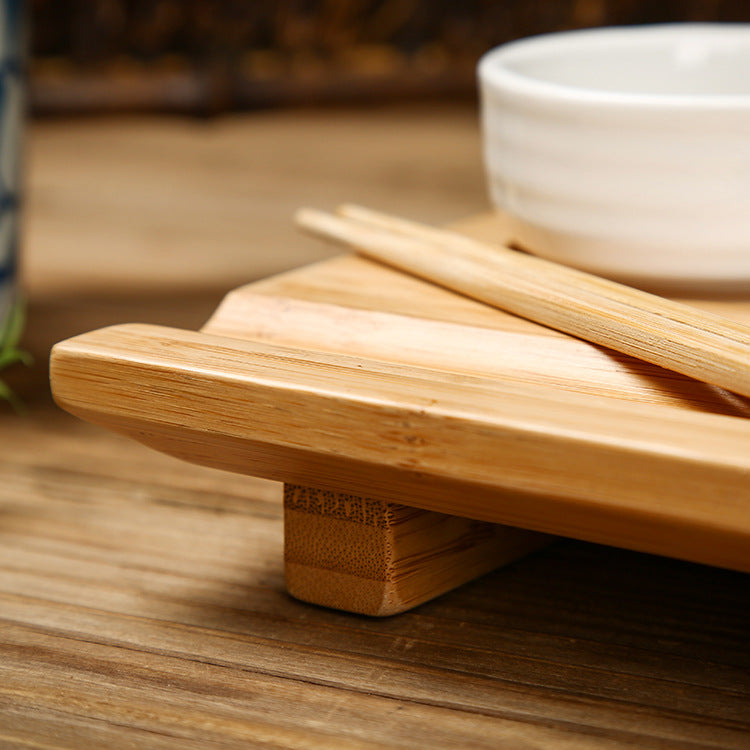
[0,1,24,359]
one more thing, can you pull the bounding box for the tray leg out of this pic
[283,484,551,616]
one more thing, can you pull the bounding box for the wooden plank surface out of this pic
[296,205,750,399]
[2,110,750,747]
[51,320,750,572]
[49,207,750,571]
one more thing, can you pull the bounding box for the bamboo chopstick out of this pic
[295,205,750,401]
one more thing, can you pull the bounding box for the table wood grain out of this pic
[1,109,749,748]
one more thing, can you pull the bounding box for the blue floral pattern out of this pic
[0,0,23,325]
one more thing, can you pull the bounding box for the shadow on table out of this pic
[175,534,750,731]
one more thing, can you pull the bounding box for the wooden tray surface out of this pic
[50,213,750,573]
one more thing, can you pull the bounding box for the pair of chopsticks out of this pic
[296,205,750,401]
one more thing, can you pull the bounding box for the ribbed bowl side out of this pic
[479,60,750,283]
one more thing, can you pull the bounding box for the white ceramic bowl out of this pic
[478,24,750,288]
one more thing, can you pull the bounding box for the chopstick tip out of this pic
[293,207,321,228]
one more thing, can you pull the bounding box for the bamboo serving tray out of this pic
[50,213,750,616]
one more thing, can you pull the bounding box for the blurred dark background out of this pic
[28,0,750,117]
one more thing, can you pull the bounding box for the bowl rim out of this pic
[478,23,750,110]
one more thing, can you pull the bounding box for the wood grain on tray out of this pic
[51,213,750,574]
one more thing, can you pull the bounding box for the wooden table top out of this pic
[2,110,749,749]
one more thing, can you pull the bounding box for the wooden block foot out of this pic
[284,484,551,616]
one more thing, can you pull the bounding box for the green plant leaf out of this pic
[0,347,31,369]
[0,293,25,352]
[0,377,23,413]
[0,295,31,411]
